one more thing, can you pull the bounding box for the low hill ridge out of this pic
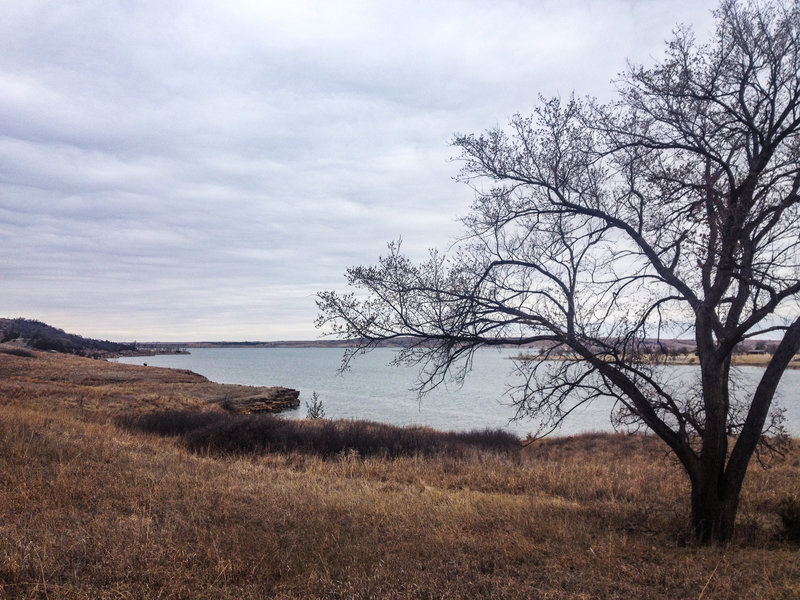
[0,317,136,357]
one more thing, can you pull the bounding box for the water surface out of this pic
[116,347,800,436]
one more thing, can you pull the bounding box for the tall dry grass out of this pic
[1,350,799,598]
[116,409,521,459]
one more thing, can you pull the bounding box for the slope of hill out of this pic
[0,317,136,357]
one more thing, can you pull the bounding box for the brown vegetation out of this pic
[515,351,800,369]
[662,352,800,369]
[1,349,799,598]
[0,345,298,415]
[0,317,137,356]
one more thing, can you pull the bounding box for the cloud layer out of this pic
[1,0,716,340]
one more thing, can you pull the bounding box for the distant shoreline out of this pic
[131,342,800,370]
[513,351,800,369]
[131,339,410,351]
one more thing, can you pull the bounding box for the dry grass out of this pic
[515,351,800,368]
[1,350,799,599]
[117,410,520,459]
[666,352,800,368]
[731,353,800,368]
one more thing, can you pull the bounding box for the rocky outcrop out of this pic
[0,349,301,417]
[216,386,300,414]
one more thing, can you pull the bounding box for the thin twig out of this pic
[697,557,723,600]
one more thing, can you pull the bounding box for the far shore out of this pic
[127,342,800,370]
[514,351,800,369]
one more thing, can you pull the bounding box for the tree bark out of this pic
[690,471,740,544]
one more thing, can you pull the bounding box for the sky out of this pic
[0,0,719,342]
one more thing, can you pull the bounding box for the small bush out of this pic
[305,392,325,419]
[777,495,800,543]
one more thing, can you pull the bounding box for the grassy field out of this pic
[1,348,799,599]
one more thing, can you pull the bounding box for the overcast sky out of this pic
[1,0,719,341]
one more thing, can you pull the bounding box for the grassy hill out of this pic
[0,317,136,356]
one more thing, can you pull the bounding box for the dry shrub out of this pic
[116,409,521,459]
[114,408,229,437]
[777,495,800,543]
[0,346,35,358]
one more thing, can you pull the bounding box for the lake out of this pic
[115,347,800,437]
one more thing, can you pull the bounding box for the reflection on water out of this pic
[116,347,800,437]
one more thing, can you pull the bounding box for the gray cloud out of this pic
[1,0,717,340]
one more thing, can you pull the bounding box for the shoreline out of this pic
[513,351,800,369]
[0,344,301,416]
[128,343,800,371]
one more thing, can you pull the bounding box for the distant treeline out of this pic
[170,338,418,349]
[0,318,136,356]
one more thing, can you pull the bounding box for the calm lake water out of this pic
[116,347,800,437]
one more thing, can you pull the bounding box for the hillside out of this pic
[0,348,798,598]
[0,317,137,357]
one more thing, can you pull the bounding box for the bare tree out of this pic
[317,0,800,544]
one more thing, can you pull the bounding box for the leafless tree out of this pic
[317,0,800,544]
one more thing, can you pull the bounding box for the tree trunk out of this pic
[690,471,741,544]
